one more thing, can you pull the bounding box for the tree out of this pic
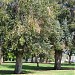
[40,2,65,69]
[67,48,75,64]
[55,0,75,67]
[8,1,34,73]
[2,0,42,73]
[1,0,75,72]
[49,20,64,70]
[30,0,65,70]
[0,45,3,64]
[0,1,8,64]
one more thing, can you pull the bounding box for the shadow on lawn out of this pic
[0,70,14,75]
[23,65,54,70]
[61,63,75,66]
[0,70,33,74]
[2,64,54,70]
[0,63,75,74]
[1,64,75,70]
[0,64,54,74]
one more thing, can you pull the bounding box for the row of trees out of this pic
[0,0,75,74]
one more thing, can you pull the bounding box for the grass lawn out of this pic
[0,63,75,75]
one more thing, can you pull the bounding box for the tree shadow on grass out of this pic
[22,65,54,70]
[0,64,54,74]
[0,63,75,74]
[0,70,14,75]
[61,67,75,70]
[1,64,54,70]
[1,63,75,70]
[61,63,75,66]
[2,63,54,71]
[22,65,75,70]
[61,63,75,70]
[0,70,33,74]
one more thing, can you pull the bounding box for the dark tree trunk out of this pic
[31,54,33,63]
[37,62,39,67]
[0,55,3,65]
[40,57,44,63]
[0,47,3,65]
[14,53,23,74]
[46,57,48,63]
[35,55,39,67]
[25,57,28,62]
[54,50,62,70]
[69,55,71,64]
[40,57,42,63]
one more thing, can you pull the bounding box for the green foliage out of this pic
[19,36,25,46]
[0,0,75,63]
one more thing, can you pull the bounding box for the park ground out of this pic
[0,63,75,75]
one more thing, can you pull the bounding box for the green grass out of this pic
[0,63,75,75]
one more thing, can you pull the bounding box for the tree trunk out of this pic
[69,55,71,64]
[40,57,43,63]
[31,54,33,63]
[35,55,39,67]
[54,50,62,70]
[37,62,39,67]
[0,55,3,65]
[14,53,23,74]
[25,56,28,62]
[46,57,48,63]
[0,47,3,65]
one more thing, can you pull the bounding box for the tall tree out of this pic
[2,0,42,73]
[0,1,8,64]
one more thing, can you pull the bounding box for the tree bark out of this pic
[0,55,3,65]
[54,50,62,70]
[25,56,28,62]
[40,57,44,63]
[37,62,39,67]
[31,54,33,63]
[0,47,3,65]
[35,55,39,67]
[46,57,48,63]
[69,55,71,64]
[14,53,23,74]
